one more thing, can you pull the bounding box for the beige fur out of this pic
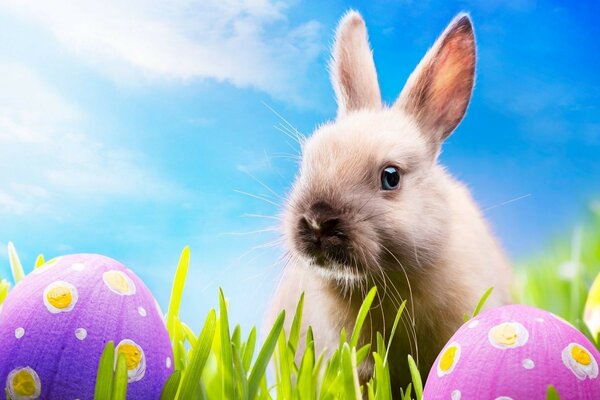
[268,10,512,390]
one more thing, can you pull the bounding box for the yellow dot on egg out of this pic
[103,270,134,295]
[11,369,37,396]
[571,345,592,366]
[43,281,78,314]
[118,343,142,370]
[440,346,458,371]
[491,323,518,346]
[7,367,41,399]
[46,286,73,309]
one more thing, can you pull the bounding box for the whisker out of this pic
[241,169,284,201]
[375,268,414,359]
[271,152,301,161]
[273,125,303,150]
[262,101,307,144]
[218,227,279,236]
[234,189,280,207]
[234,236,283,261]
[357,210,393,223]
[380,244,420,366]
[482,193,531,212]
[355,192,378,215]
[277,123,305,144]
[250,238,285,252]
[242,213,282,221]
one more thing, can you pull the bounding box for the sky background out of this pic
[0,0,599,331]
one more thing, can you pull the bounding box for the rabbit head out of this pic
[283,11,476,284]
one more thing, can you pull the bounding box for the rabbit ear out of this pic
[395,13,475,145]
[330,10,382,116]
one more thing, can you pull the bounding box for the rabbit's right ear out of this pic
[395,14,476,146]
[330,10,382,116]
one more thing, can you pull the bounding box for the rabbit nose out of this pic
[302,215,341,239]
[302,201,341,238]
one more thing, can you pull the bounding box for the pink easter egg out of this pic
[423,304,600,400]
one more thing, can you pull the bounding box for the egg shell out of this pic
[0,254,173,400]
[423,304,600,400]
[584,272,600,339]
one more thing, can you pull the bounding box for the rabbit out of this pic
[267,10,513,392]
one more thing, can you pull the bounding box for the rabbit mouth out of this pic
[301,243,369,278]
[305,248,349,268]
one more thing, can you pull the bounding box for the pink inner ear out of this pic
[396,16,476,144]
[427,29,475,134]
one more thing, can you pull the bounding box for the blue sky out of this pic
[0,0,599,330]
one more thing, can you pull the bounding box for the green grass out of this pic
[514,206,600,346]
[2,205,600,399]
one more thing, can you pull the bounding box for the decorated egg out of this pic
[423,304,600,400]
[0,254,173,399]
[584,272,600,340]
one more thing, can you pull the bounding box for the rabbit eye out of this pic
[381,166,401,190]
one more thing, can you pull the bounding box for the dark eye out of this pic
[381,166,401,190]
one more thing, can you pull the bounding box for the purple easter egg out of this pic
[0,254,173,400]
[423,304,600,400]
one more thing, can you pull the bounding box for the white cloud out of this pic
[1,0,324,104]
[0,63,185,217]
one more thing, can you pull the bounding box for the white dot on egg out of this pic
[468,320,479,328]
[15,327,25,339]
[451,389,461,400]
[522,358,535,369]
[71,262,86,271]
[75,328,88,341]
[166,357,172,369]
[138,306,147,317]
[535,317,544,323]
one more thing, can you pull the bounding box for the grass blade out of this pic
[350,287,377,347]
[160,371,181,400]
[275,329,292,399]
[356,343,370,365]
[34,254,45,269]
[341,344,361,400]
[546,384,561,400]
[111,353,128,400]
[94,341,115,400]
[232,325,242,351]
[401,383,412,400]
[0,280,10,306]
[297,338,315,399]
[407,354,422,400]
[384,300,406,366]
[248,311,285,399]
[472,287,494,318]
[166,247,190,370]
[219,289,235,399]
[242,327,257,372]
[367,382,375,400]
[179,309,217,399]
[232,343,248,399]
[373,353,390,400]
[181,322,198,348]
[7,242,25,284]
[166,247,190,329]
[288,293,304,353]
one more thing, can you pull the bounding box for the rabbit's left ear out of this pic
[330,10,382,116]
[395,14,475,144]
